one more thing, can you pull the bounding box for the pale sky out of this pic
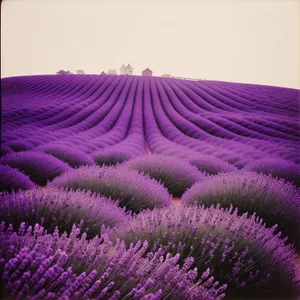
[1,0,300,89]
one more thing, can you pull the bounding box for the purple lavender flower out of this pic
[182,153,237,175]
[0,151,70,185]
[182,170,300,247]
[0,222,226,299]
[93,148,133,166]
[245,157,300,186]
[6,140,34,152]
[1,145,14,157]
[39,144,95,168]
[124,154,205,196]
[0,188,129,237]
[49,165,172,213]
[0,165,36,192]
[114,204,299,297]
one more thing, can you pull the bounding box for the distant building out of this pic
[76,70,85,74]
[142,68,153,76]
[162,74,172,78]
[120,63,133,75]
[100,71,106,75]
[107,69,117,75]
[56,69,72,75]
[120,64,126,75]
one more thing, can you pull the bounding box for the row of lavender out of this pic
[1,75,300,299]
[2,76,299,179]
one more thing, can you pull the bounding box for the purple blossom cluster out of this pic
[0,188,129,237]
[49,165,172,213]
[0,222,226,300]
[124,154,205,196]
[114,205,299,297]
[182,170,300,247]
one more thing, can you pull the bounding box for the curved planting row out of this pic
[2,75,299,176]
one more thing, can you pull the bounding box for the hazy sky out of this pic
[1,0,300,88]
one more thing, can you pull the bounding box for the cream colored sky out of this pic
[1,0,300,88]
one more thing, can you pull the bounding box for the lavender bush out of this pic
[182,153,237,175]
[245,157,300,186]
[0,188,128,238]
[0,151,70,185]
[1,145,13,157]
[0,222,226,300]
[49,165,172,213]
[93,148,132,166]
[125,154,204,196]
[114,205,299,297]
[92,134,147,166]
[0,165,36,192]
[182,170,300,247]
[39,144,95,168]
[6,140,34,152]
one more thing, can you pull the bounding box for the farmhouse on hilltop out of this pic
[142,68,153,76]
[56,69,72,75]
[120,64,133,75]
[107,69,117,75]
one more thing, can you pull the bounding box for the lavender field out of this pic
[0,74,299,299]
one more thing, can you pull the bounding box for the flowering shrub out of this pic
[40,144,95,167]
[92,133,147,166]
[0,145,13,157]
[49,165,172,213]
[114,205,299,297]
[186,155,236,174]
[0,222,226,300]
[167,152,237,175]
[6,140,34,152]
[0,188,128,237]
[93,148,132,166]
[245,158,300,186]
[125,154,204,196]
[0,165,35,192]
[0,151,70,185]
[182,170,300,247]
